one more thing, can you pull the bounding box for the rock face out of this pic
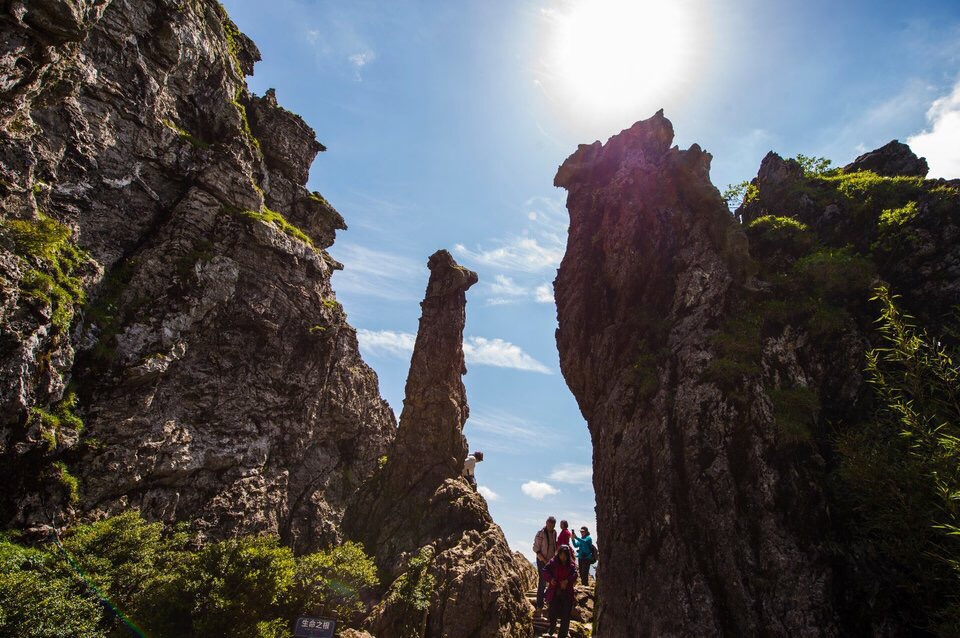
[555,111,843,636]
[345,250,531,638]
[842,139,929,178]
[0,0,394,550]
[554,112,960,636]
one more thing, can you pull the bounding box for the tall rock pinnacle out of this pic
[345,250,531,638]
[554,112,842,636]
[391,249,477,488]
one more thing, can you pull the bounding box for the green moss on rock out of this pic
[0,213,89,333]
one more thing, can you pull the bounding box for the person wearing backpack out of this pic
[571,526,596,586]
[532,516,558,613]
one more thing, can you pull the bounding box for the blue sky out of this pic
[221,0,960,560]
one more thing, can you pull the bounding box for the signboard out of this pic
[294,617,336,638]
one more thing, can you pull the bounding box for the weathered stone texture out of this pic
[554,112,842,637]
[345,250,532,638]
[554,111,960,637]
[0,0,394,551]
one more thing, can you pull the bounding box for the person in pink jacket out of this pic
[541,545,578,638]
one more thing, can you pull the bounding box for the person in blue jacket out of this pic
[571,526,595,586]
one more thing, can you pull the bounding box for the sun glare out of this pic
[542,0,701,129]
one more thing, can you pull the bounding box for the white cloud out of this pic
[349,50,374,68]
[548,463,592,485]
[464,337,552,374]
[357,329,416,358]
[490,275,528,297]
[521,480,559,500]
[908,80,960,179]
[534,284,553,304]
[348,49,375,81]
[330,243,422,301]
[466,408,555,449]
[485,276,554,307]
[478,485,499,501]
[454,197,568,274]
[356,330,552,374]
[455,239,563,274]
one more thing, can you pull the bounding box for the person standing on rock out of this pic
[462,450,483,491]
[533,516,558,613]
[557,519,574,555]
[571,526,595,586]
[542,545,578,638]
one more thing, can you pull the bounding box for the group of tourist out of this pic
[533,516,597,638]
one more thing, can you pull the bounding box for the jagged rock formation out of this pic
[345,250,531,638]
[553,111,960,636]
[842,139,929,178]
[0,0,394,551]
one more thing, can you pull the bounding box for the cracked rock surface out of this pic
[0,0,393,552]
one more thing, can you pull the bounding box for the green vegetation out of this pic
[52,461,79,503]
[0,213,89,333]
[239,207,315,249]
[231,92,262,154]
[292,542,379,623]
[226,202,324,264]
[161,119,210,149]
[706,313,762,389]
[769,385,819,444]
[793,154,835,177]
[721,180,758,210]
[309,192,332,208]
[631,340,663,401]
[834,287,960,634]
[0,512,379,638]
[83,261,141,365]
[877,201,919,231]
[29,390,84,450]
[745,215,816,264]
[792,248,875,306]
[388,546,436,638]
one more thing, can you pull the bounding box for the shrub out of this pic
[746,215,816,267]
[833,286,960,633]
[388,546,436,638]
[793,154,835,177]
[293,541,379,622]
[792,248,875,306]
[0,513,380,637]
[186,536,296,638]
[0,540,102,638]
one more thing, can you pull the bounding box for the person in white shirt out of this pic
[462,450,484,491]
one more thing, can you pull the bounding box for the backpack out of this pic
[592,542,600,563]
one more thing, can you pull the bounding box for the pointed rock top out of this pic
[426,249,478,298]
[843,140,928,178]
[555,111,707,190]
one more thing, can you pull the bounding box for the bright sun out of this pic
[544,0,701,127]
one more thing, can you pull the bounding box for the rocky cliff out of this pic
[0,0,394,551]
[554,111,960,636]
[345,250,531,638]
